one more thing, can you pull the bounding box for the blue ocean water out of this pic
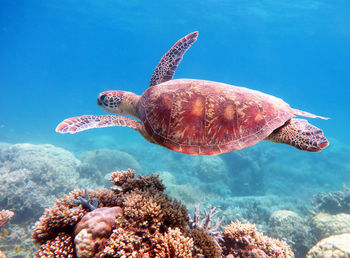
[0,0,350,256]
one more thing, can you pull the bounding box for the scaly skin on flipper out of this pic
[265,118,329,152]
[56,115,142,134]
[149,31,198,87]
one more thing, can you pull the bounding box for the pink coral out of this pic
[73,207,123,257]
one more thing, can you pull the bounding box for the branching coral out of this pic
[222,220,294,257]
[33,169,294,258]
[188,204,224,256]
[34,232,75,258]
[33,188,120,244]
[33,170,192,257]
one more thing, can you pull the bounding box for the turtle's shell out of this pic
[138,79,293,155]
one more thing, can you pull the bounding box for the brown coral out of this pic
[154,227,194,257]
[33,170,294,258]
[222,220,294,257]
[123,190,164,229]
[33,188,120,244]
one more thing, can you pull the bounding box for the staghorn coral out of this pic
[222,220,294,257]
[188,204,224,256]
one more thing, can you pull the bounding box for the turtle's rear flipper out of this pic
[56,115,142,134]
[265,118,329,152]
[293,108,329,120]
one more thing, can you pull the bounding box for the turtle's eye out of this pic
[97,94,107,106]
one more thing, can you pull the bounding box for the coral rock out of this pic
[74,207,123,258]
[306,233,350,257]
[80,149,142,175]
[267,209,313,257]
[310,212,350,240]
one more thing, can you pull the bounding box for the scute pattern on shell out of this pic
[139,79,293,154]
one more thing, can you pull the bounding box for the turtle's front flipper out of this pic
[56,115,142,134]
[265,118,329,152]
[150,31,198,87]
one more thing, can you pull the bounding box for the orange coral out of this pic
[155,227,194,257]
[110,168,135,186]
[34,232,75,257]
[222,220,294,257]
[123,189,164,229]
[0,209,14,228]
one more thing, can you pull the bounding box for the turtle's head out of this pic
[97,90,140,118]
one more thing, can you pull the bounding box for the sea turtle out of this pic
[56,32,329,155]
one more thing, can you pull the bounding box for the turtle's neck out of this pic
[120,92,141,119]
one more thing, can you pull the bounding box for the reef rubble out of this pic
[32,169,294,257]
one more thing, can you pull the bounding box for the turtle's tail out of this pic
[292,108,329,120]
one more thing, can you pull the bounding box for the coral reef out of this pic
[222,220,294,257]
[33,169,193,257]
[79,149,142,185]
[33,169,294,257]
[181,155,229,184]
[267,210,313,258]
[0,143,83,223]
[306,233,350,257]
[311,186,350,214]
[310,212,350,240]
